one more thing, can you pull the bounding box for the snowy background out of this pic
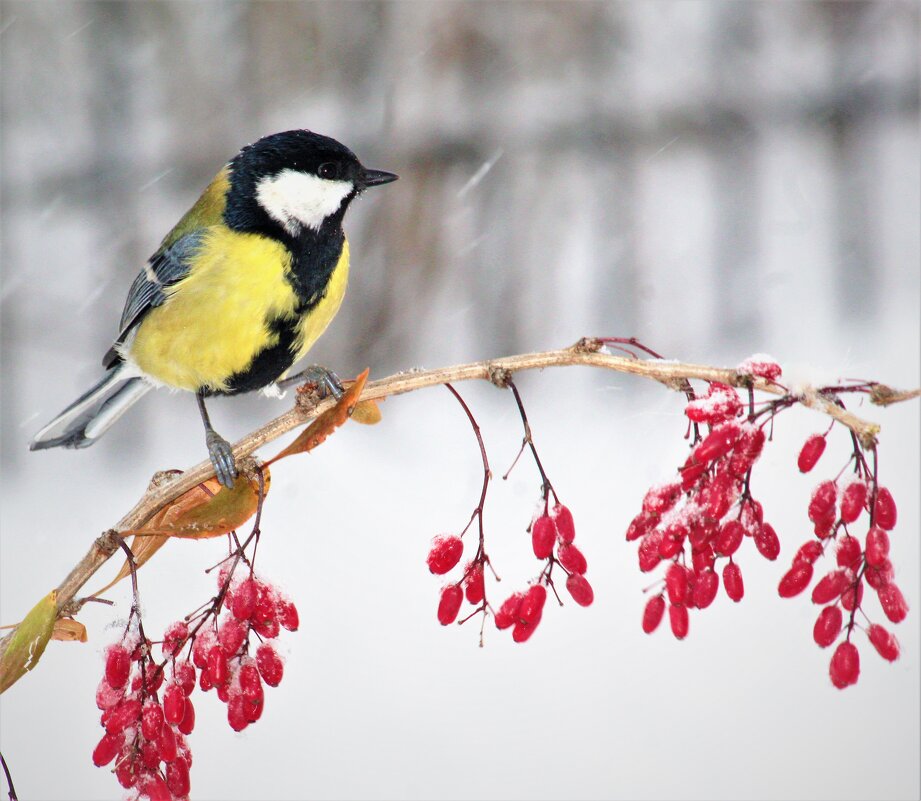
[1,2,919,799]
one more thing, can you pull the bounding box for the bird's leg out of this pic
[196,391,237,489]
[277,364,344,399]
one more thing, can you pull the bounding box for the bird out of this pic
[30,129,398,488]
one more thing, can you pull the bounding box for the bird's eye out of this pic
[318,162,338,180]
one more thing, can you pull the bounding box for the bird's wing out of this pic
[102,231,206,368]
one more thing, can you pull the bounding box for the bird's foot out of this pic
[278,364,344,399]
[206,430,237,489]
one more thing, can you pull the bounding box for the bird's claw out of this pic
[279,364,344,399]
[206,431,237,489]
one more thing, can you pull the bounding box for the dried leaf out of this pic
[0,591,57,694]
[351,398,382,425]
[268,369,370,464]
[52,618,88,643]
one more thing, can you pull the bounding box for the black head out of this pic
[224,130,397,239]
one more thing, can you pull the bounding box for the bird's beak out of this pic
[360,168,399,188]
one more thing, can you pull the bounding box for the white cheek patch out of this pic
[256,169,353,235]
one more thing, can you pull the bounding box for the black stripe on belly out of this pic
[216,316,299,396]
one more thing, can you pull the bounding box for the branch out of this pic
[1,339,917,668]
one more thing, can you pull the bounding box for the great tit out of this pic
[30,129,397,487]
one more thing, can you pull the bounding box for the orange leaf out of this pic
[351,398,382,425]
[52,618,87,643]
[267,369,370,464]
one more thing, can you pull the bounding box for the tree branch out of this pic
[1,340,917,671]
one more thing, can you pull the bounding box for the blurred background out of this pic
[1,2,918,800]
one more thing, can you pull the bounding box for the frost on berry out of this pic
[207,645,229,687]
[841,581,863,613]
[715,520,744,557]
[736,354,782,382]
[103,699,141,735]
[797,435,826,473]
[278,598,300,632]
[877,583,908,624]
[829,641,860,689]
[437,585,464,626]
[161,621,189,658]
[626,513,654,542]
[641,483,682,518]
[518,585,547,625]
[141,701,165,741]
[96,678,123,711]
[158,721,178,762]
[807,481,837,530]
[754,523,780,561]
[494,593,523,630]
[874,487,897,530]
[811,569,850,605]
[692,423,741,465]
[794,541,823,565]
[256,643,285,687]
[865,527,890,568]
[684,382,742,424]
[551,503,576,543]
[164,683,186,725]
[565,574,594,607]
[668,603,689,640]
[813,605,843,648]
[232,578,257,621]
[693,570,719,609]
[665,564,689,606]
[218,617,246,657]
[839,481,867,524]
[105,645,131,689]
[722,562,744,602]
[558,543,587,575]
[867,624,900,662]
[778,562,813,598]
[531,515,556,560]
[427,535,464,575]
[166,756,191,797]
[836,536,862,570]
[173,661,196,696]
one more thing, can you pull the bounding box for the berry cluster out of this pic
[628,380,773,640]
[93,562,296,799]
[778,432,906,688]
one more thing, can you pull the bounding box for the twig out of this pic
[0,749,17,801]
[0,340,917,668]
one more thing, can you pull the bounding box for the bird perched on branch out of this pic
[30,129,398,487]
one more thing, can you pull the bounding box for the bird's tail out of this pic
[30,364,152,451]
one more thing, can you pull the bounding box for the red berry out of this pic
[808,481,837,525]
[494,593,523,630]
[207,646,228,687]
[754,523,780,561]
[427,535,464,574]
[512,620,537,643]
[728,426,766,478]
[877,583,908,623]
[95,678,123,711]
[437,585,464,626]
[166,756,191,797]
[685,383,742,424]
[157,721,178,762]
[163,683,186,725]
[105,645,131,689]
[703,472,736,521]
[198,668,213,692]
[232,578,257,621]
[551,503,576,543]
[778,562,814,598]
[161,621,189,658]
[278,598,299,632]
[813,605,843,648]
[642,595,666,633]
[641,483,682,517]
[738,356,782,382]
[141,701,165,741]
[739,498,764,533]
[693,423,741,464]
[140,774,172,801]
[691,543,715,576]
[867,624,900,662]
[829,641,860,689]
[715,520,744,556]
[841,581,863,612]
[91,731,122,767]
[518,585,547,625]
[666,563,689,606]
[178,696,196,735]
[256,643,284,687]
[252,584,280,639]
[794,541,823,565]
[218,617,247,657]
[227,694,249,731]
[638,531,664,572]
[558,543,587,575]
[680,459,709,490]
[239,663,264,722]
[191,628,216,669]
[565,574,594,607]
[140,739,160,770]
[864,558,894,590]
[668,603,689,640]
[693,570,719,609]
[797,435,826,473]
[626,513,653,542]
[464,564,485,604]
[531,515,556,560]
[103,699,141,735]
[114,754,138,789]
[723,562,744,602]
[836,536,862,569]
[874,487,897,530]
[812,569,849,604]
[865,527,890,568]
[658,526,685,559]
[839,481,867,524]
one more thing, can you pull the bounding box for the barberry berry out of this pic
[813,605,843,647]
[437,585,464,626]
[874,487,897,530]
[531,515,556,560]
[797,435,826,473]
[867,624,900,662]
[426,535,464,575]
[551,503,576,543]
[723,562,744,602]
[642,595,666,633]
[565,574,594,607]
[829,641,860,689]
[778,562,813,598]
